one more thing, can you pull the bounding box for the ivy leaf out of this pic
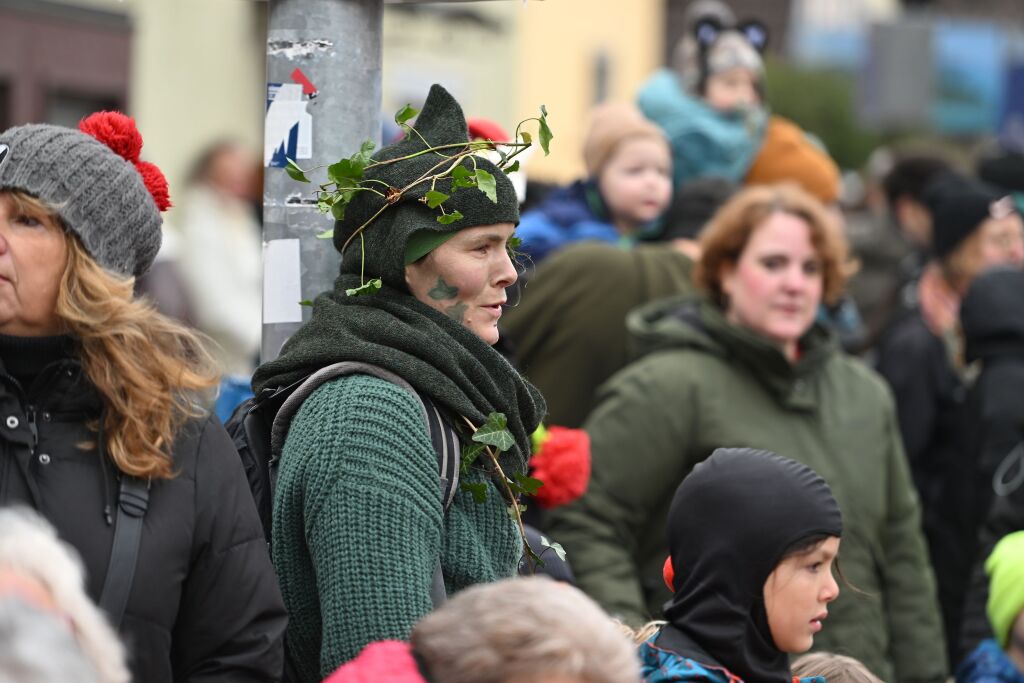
[505,160,521,174]
[317,229,334,239]
[520,131,532,146]
[328,158,364,185]
[461,481,488,504]
[538,107,553,156]
[317,195,334,214]
[345,278,382,297]
[506,503,528,519]
[285,158,310,183]
[331,200,346,221]
[451,165,476,190]
[540,535,567,562]
[424,190,449,209]
[437,211,464,225]
[299,299,314,307]
[513,472,544,496]
[460,442,486,474]
[395,103,418,126]
[472,412,515,452]
[354,139,376,165]
[475,169,498,203]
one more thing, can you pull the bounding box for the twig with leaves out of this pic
[458,413,553,574]
[286,103,553,297]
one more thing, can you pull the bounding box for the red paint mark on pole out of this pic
[291,68,318,96]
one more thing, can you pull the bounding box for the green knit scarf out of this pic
[252,274,546,472]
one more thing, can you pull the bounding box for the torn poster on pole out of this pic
[265,82,313,167]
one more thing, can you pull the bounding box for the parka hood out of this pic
[626,294,838,409]
[961,267,1024,363]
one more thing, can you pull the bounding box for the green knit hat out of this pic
[985,530,1024,648]
[334,84,520,288]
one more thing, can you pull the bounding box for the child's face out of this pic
[762,536,840,653]
[597,137,672,230]
[705,67,760,112]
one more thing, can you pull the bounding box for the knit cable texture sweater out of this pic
[272,374,521,682]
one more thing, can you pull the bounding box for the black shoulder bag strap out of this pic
[98,475,150,629]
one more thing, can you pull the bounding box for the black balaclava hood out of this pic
[662,448,843,683]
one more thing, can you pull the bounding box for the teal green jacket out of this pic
[546,296,947,683]
[271,375,520,682]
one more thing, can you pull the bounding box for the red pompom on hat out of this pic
[78,111,171,211]
[79,111,143,163]
[663,555,675,592]
[135,161,172,212]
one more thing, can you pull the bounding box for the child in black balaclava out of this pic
[639,448,844,683]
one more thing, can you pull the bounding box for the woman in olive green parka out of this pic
[547,185,946,683]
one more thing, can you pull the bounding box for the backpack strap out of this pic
[268,362,461,606]
[98,476,150,629]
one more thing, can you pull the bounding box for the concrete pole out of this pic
[262,0,383,362]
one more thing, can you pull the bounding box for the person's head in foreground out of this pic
[791,652,884,683]
[960,530,1024,679]
[695,183,851,362]
[0,507,128,683]
[327,576,641,683]
[647,448,843,683]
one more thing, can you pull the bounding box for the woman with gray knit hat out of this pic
[252,84,546,681]
[0,112,287,682]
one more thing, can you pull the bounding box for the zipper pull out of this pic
[25,406,38,454]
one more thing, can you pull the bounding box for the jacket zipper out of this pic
[25,405,37,455]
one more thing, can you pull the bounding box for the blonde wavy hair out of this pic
[8,190,219,479]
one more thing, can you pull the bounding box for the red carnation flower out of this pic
[528,426,591,509]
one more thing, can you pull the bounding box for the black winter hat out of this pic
[978,151,1024,194]
[334,84,520,289]
[925,174,1011,258]
[663,448,842,683]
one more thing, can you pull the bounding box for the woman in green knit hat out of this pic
[252,84,545,681]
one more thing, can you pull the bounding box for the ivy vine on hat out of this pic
[0,112,170,277]
[335,84,520,291]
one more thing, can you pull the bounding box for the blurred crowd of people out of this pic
[1,1,1024,682]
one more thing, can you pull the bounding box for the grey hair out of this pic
[791,652,885,683]
[0,597,101,682]
[0,508,129,683]
[410,576,641,683]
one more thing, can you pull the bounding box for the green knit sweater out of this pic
[272,374,520,682]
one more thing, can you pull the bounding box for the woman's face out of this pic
[763,536,841,654]
[0,194,67,337]
[972,212,1024,274]
[720,212,824,358]
[405,223,518,345]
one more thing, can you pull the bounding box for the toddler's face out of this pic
[597,137,672,230]
[705,67,760,112]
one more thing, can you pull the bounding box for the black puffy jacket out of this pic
[956,268,1024,661]
[0,348,287,682]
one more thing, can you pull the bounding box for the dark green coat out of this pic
[547,296,946,683]
[502,242,696,428]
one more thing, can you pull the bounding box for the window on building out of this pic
[45,90,122,128]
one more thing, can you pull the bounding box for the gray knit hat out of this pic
[0,112,167,277]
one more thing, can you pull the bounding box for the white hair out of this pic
[0,597,101,682]
[410,576,641,683]
[0,508,129,683]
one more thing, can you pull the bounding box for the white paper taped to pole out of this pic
[263,238,303,324]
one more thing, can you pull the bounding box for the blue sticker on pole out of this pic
[265,82,312,167]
